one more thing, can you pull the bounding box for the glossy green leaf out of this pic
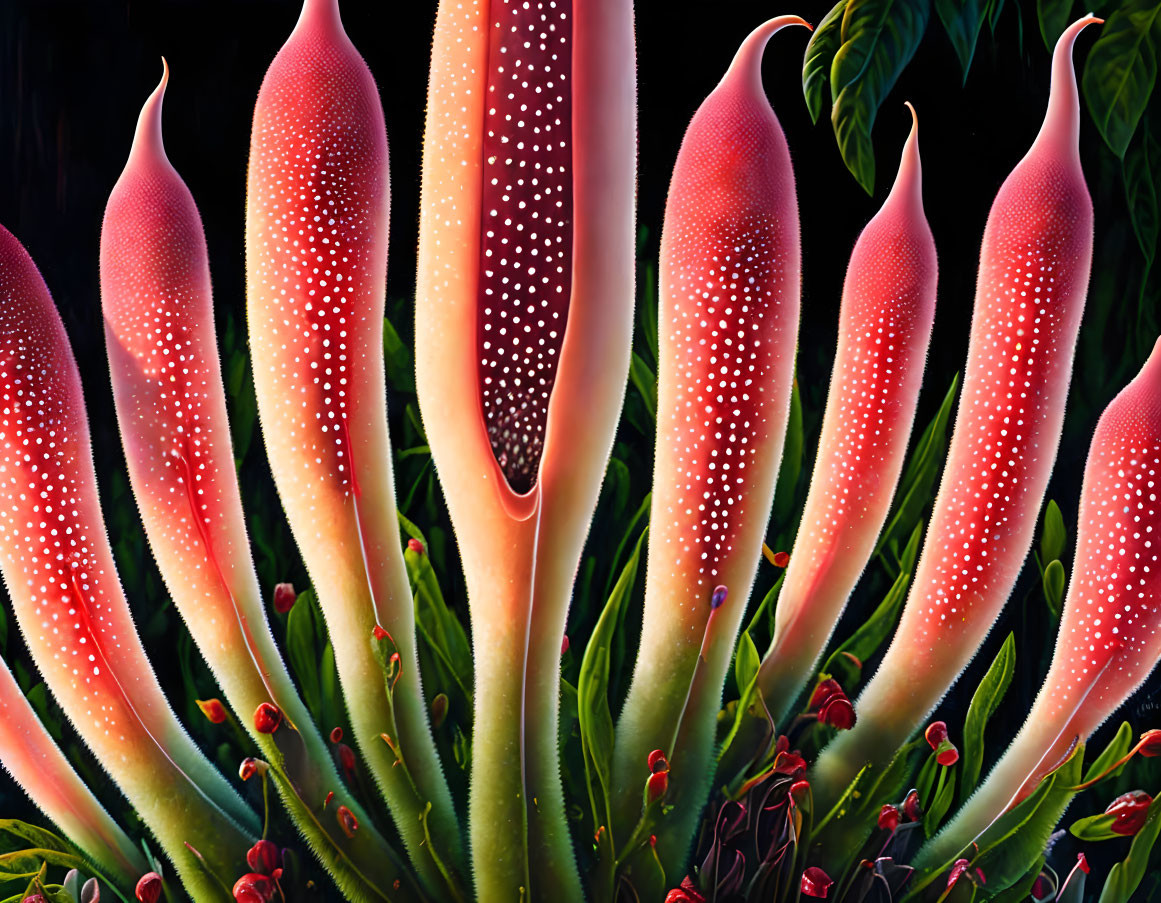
[936,0,987,79]
[960,633,1016,805]
[1099,796,1161,902]
[405,540,474,705]
[1083,721,1133,784]
[1069,810,1122,841]
[285,589,325,723]
[1043,559,1067,619]
[1037,0,1076,50]
[734,631,760,698]
[629,353,657,422]
[1123,111,1161,262]
[923,766,956,837]
[897,519,924,574]
[1082,0,1161,158]
[829,0,932,193]
[804,0,849,123]
[822,567,910,688]
[1040,499,1067,565]
[771,378,803,528]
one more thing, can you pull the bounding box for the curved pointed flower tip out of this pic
[917,340,1161,868]
[1036,14,1103,154]
[811,10,1095,814]
[756,99,935,723]
[613,13,807,873]
[0,223,256,890]
[0,656,147,888]
[128,58,168,166]
[247,0,462,892]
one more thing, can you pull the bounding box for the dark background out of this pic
[0,0,1155,893]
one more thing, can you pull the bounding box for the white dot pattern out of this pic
[477,0,572,493]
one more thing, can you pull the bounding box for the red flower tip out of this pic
[925,721,949,750]
[649,834,657,848]
[774,735,790,757]
[800,866,834,898]
[561,634,570,655]
[809,678,844,711]
[329,726,343,744]
[324,791,335,809]
[1077,853,1090,874]
[337,743,356,776]
[272,582,296,614]
[664,878,706,903]
[135,872,162,903]
[902,789,923,822]
[936,740,960,767]
[254,702,282,734]
[246,839,281,876]
[710,585,728,609]
[337,804,359,838]
[819,696,856,730]
[1106,790,1154,836]
[773,751,807,778]
[789,779,811,802]
[372,624,389,642]
[431,692,449,728]
[407,537,425,555]
[1139,729,1161,757]
[947,859,971,889]
[232,873,275,903]
[877,804,900,832]
[196,697,228,724]
[648,749,670,773]
[647,769,669,803]
[238,757,268,781]
[772,551,790,568]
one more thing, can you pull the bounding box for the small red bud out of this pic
[877,804,900,832]
[789,779,810,802]
[372,624,389,642]
[238,757,268,781]
[819,696,856,730]
[925,721,949,750]
[1139,729,1161,757]
[135,873,162,903]
[710,585,728,609]
[254,702,282,734]
[407,537,425,554]
[649,834,657,848]
[902,789,923,821]
[947,860,971,889]
[329,726,343,744]
[232,873,275,903]
[647,749,669,773]
[808,678,844,711]
[324,790,335,808]
[800,866,833,898]
[272,582,296,614]
[1106,790,1154,836]
[246,839,281,876]
[773,751,807,778]
[646,770,669,803]
[337,804,359,838]
[772,551,790,568]
[774,735,789,757]
[664,879,706,903]
[196,698,228,724]
[561,634,570,655]
[338,743,356,776]
[936,740,960,767]
[1076,853,1090,874]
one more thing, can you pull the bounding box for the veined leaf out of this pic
[734,631,760,698]
[1082,0,1161,158]
[1069,810,1122,841]
[1038,0,1076,50]
[960,633,1016,805]
[822,567,910,688]
[1099,796,1161,902]
[804,0,849,123]
[936,0,988,80]
[1123,111,1161,262]
[829,0,932,193]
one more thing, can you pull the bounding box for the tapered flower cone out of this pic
[102,61,414,902]
[0,222,256,898]
[811,15,1101,814]
[0,655,147,892]
[610,17,807,873]
[415,0,637,898]
[918,337,1161,869]
[758,103,937,725]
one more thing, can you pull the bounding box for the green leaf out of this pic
[960,633,1016,805]
[638,262,659,366]
[1040,499,1067,564]
[1069,810,1122,841]
[577,528,648,841]
[1082,0,1161,158]
[1043,559,1067,619]
[285,589,324,722]
[771,378,804,528]
[0,824,70,857]
[935,0,987,79]
[804,0,850,123]
[0,850,87,882]
[821,567,910,688]
[897,519,923,574]
[876,374,959,565]
[734,632,760,697]
[24,684,62,744]
[1083,721,1133,784]
[923,767,956,837]
[1123,111,1161,263]
[829,0,932,193]
[1037,0,1075,50]
[629,353,656,423]
[1099,796,1161,902]
[405,541,474,705]
[383,314,415,395]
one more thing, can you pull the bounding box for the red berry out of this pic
[925,721,949,750]
[800,866,833,898]
[372,624,389,641]
[936,740,960,767]
[135,872,162,903]
[329,726,343,744]
[407,537,425,554]
[254,702,282,734]
[819,696,856,730]
[808,678,844,711]
[772,551,790,568]
[232,873,275,903]
[646,770,669,803]
[647,749,669,773]
[272,582,296,614]
[246,839,281,875]
[196,698,227,724]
